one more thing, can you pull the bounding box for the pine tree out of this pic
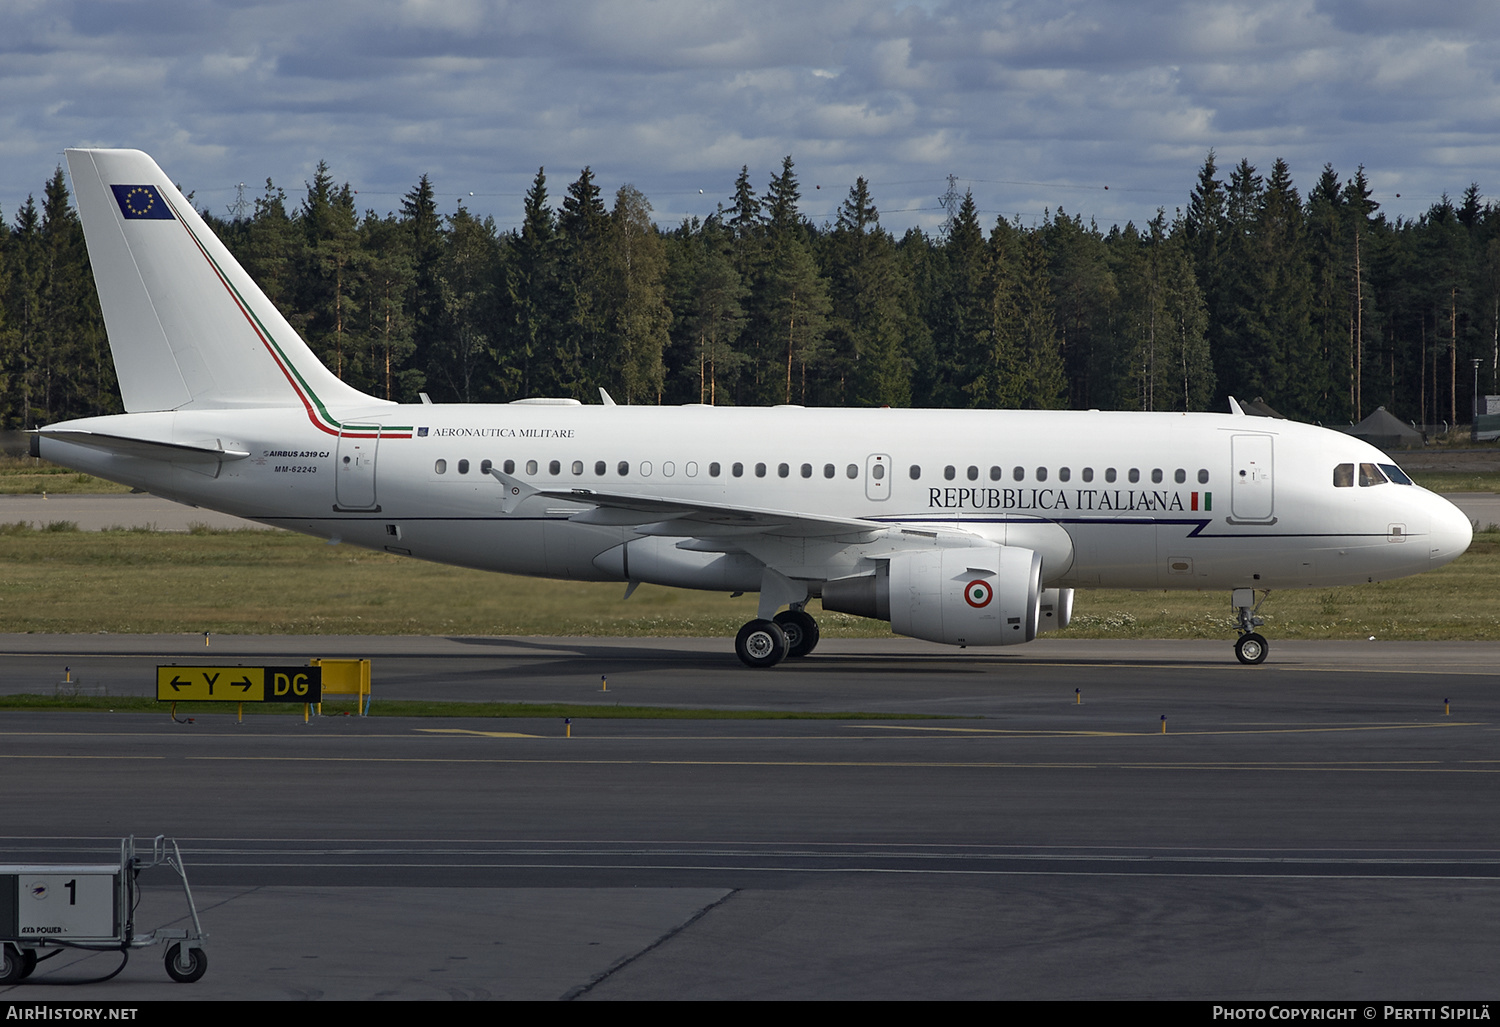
[299,163,365,383]
[664,218,746,404]
[431,207,500,402]
[1042,209,1117,408]
[556,167,612,398]
[358,213,419,401]
[929,191,987,406]
[497,167,560,398]
[608,185,670,403]
[402,174,447,397]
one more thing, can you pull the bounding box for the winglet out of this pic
[1227,396,1246,416]
[489,468,540,514]
[599,388,617,406]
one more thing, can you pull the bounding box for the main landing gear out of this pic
[734,607,821,668]
[1232,588,1269,665]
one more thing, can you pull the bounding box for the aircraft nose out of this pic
[1428,494,1473,569]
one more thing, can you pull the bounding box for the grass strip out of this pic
[2,520,1500,640]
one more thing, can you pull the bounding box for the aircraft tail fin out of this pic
[65,148,384,420]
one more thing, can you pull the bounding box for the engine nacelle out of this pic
[825,546,1042,647]
[1035,587,1074,633]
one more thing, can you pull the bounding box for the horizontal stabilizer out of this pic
[35,428,250,463]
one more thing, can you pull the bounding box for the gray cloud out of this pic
[2,1,1498,234]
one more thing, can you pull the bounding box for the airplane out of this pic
[34,149,1474,668]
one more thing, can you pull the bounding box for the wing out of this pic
[490,467,883,542]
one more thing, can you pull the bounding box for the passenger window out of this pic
[1151,468,1163,484]
[709,462,721,477]
[572,460,584,475]
[526,460,538,475]
[801,463,812,478]
[686,462,698,477]
[1082,467,1094,483]
[641,461,652,476]
[944,465,956,481]
[847,464,858,479]
[733,462,744,477]
[1013,466,1024,481]
[503,459,515,475]
[755,463,767,478]
[595,460,606,475]
[663,461,675,477]
[1359,462,1387,487]
[989,466,1002,481]
[434,459,447,474]
[1333,463,1354,488]
[1036,467,1048,482]
[1129,468,1140,483]
[1058,467,1070,482]
[908,465,921,480]
[1198,468,1209,484]
[618,460,629,475]
[827,464,838,479]
[778,463,789,478]
[1174,468,1186,484]
[458,459,470,474]
[548,460,561,476]
[481,459,493,475]
[874,464,886,480]
[966,466,978,481]
[1105,468,1116,483]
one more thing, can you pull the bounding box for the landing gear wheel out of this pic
[774,609,820,658]
[1235,632,1269,665]
[164,943,207,984]
[0,944,24,985]
[735,619,788,669]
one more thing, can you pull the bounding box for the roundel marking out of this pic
[964,580,993,608]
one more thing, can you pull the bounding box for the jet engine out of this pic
[1035,587,1074,633]
[823,545,1042,647]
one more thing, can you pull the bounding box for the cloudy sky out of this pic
[3,0,1499,235]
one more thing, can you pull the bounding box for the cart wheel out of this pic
[0,944,22,984]
[164,943,207,983]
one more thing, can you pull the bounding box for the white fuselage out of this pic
[39,403,1474,595]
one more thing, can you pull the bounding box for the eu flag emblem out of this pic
[110,184,175,220]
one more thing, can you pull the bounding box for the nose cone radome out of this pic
[1429,495,1474,569]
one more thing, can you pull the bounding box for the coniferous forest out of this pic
[2,151,1498,431]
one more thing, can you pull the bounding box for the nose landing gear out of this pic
[1233,588,1269,664]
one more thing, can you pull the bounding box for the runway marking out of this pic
[0,754,165,760]
[142,860,1500,882]
[5,655,1500,677]
[417,728,541,739]
[132,755,1500,772]
[853,721,1483,737]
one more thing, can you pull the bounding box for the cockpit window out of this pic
[1378,463,1414,485]
[1333,463,1354,488]
[1358,462,1387,487]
